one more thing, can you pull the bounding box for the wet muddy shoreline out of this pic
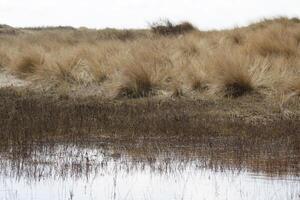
[1,87,300,139]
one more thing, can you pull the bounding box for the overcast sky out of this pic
[0,0,300,30]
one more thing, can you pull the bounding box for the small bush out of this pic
[151,20,196,36]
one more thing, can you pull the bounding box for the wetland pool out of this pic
[0,138,299,200]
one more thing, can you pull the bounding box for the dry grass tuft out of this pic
[109,45,173,98]
[11,50,45,77]
[208,52,254,97]
[110,68,155,98]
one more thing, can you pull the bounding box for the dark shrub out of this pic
[151,20,196,36]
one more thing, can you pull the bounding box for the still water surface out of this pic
[0,141,299,200]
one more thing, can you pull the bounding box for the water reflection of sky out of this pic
[0,144,299,200]
[1,164,300,200]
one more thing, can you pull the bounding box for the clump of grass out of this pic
[110,68,155,98]
[150,19,196,36]
[109,45,173,98]
[208,52,255,97]
[40,53,106,87]
[10,50,45,78]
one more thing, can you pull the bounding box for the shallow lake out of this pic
[0,139,299,200]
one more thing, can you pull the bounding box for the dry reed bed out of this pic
[0,17,300,102]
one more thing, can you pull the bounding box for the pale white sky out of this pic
[0,0,300,30]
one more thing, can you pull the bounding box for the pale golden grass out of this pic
[1,17,300,100]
